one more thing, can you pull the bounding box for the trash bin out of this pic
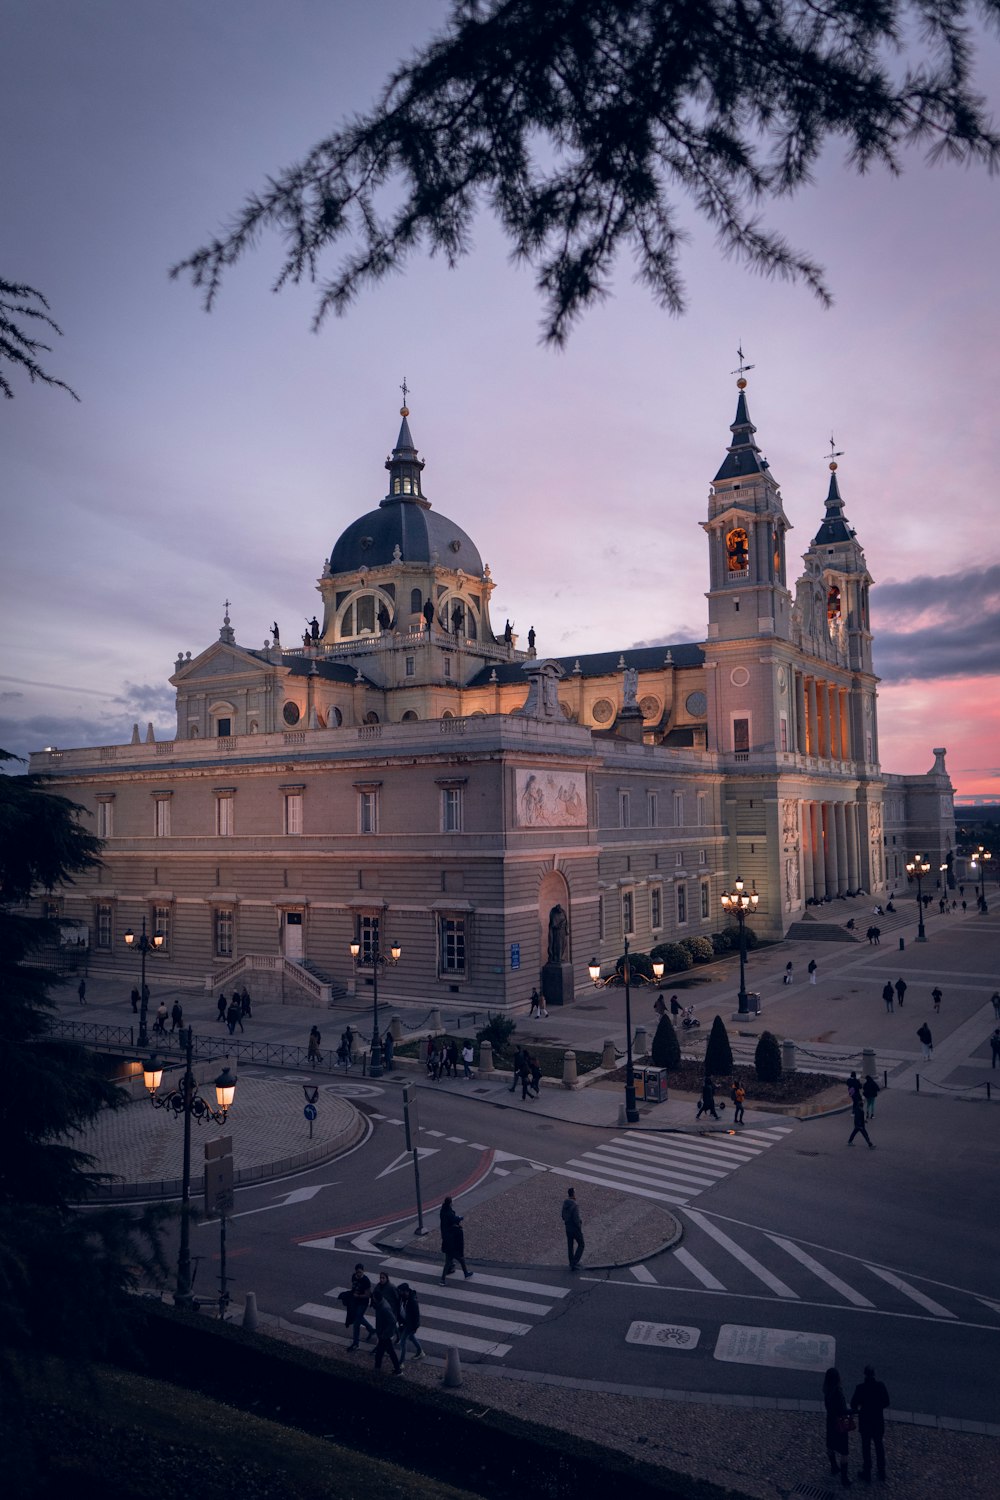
[643,1067,669,1103]
[633,1070,646,1101]
[745,992,761,1016]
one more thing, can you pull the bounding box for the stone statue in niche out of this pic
[622,667,639,709]
[547,904,568,964]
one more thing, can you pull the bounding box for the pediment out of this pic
[171,642,276,687]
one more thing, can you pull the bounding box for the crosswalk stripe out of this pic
[381,1277,554,1316]
[380,1258,570,1298]
[672,1246,727,1291]
[575,1150,716,1192]
[617,1136,733,1175]
[630,1263,658,1284]
[600,1141,728,1181]
[683,1209,799,1298]
[735,1129,787,1143]
[406,1303,532,1335]
[625,1134,763,1164]
[864,1264,958,1318]
[768,1236,875,1307]
[546,1162,690,1206]
[411,1327,513,1356]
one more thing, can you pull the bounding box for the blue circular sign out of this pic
[303,1103,317,1121]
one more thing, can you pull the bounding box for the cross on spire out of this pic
[400,376,409,415]
[826,435,845,468]
[731,344,755,381]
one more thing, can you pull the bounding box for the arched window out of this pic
[726,528,749,573]
[410,588,422,614]
[402,710,419,721]
[827,584,842,621]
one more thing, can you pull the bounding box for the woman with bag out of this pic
[822,1366,854,1487]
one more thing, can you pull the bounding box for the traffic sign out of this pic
[303,1103,318,1121]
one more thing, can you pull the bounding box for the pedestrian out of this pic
[377,1270,401,1320]
[895,978,906,1008]
[851,1364,890,1484]
[731,1078,746,1124]
[226,999,242,1034]
[509,1045,525,1093]
[822,1367,854,1488]
[240,987,252,1018]
[992,991,1000,1020]
[341,1028,355,1067]
[529,988,541,1017]
[462,1041,474,1079]
[382,1028,394,1071]
[346,1263,374,1348]
[991,1029,1000,1069]
[371,1285,402,1373]
[866,926,875,945]
[130,986,140,1014]
[669,994,681,1017]
[862,1074,879,1120]
[77,978,87,1005]
[697,1077,719,1121]
[517,1051,533,1100]
[440,1196,472,1281]
[447,1040,459,1077]
[653,992,666,1016]
[808,958,818,985]
[846,1070,861,1103]
[881,981,894,1014]
[529,1055,542,1096]
[848,1094,875,1148]
[561,1186,585,1272]
[307,1025,323,1066]
[873,926,881,944]
[396,1283,423,1364]
[917,1022,933,1060]
[217,992,228,1022]
[170,1000,183,1032]
[153,1001,168,1035]
[931,986,942,1014]
[783,961,794,985]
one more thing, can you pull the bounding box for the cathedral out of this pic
[29,378,956,1011]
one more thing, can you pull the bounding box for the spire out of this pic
[219,599,235,645]
[813,452,855,545]
[713,375,766,483]
[383,380,429,508]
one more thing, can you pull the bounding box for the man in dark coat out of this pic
[346,1263,374,1348]
[440,1196,472,1281]
[882,981,894,1013]
[396,1283,423,1363]
[851,1365,890,1482]
[895,978,907,1007]
[561,1187,585,1272]
[170,1000,183,1032]
[371,1285,401,1373]
[848,1095,875,1149]
[696,1077,719,1120]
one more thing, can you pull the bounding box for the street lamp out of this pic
[143,1025,236,1308]
[349,934,401,1078]
[971,845,992,914]
[589,940,665,1124]
[905,854,931,941]
[720,878,760,1015]
[124,917,164,1047]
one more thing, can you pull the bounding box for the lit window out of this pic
[153,905,171,953]
[439,915,467,974]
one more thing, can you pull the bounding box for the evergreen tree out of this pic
[704,1015,733,1077]
[650,1013,681,1071]
[754,1030,783,1084]
[0,280,78,401]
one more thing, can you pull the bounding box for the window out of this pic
[153,796,171,838]
[647,792,658,827]
[734,718,750,754]
[359,789,379,834]
[726,527,749,572]
[439,915,467,975]
[284,792,303,835]
[701,881,711,919]
[357,914,380,963]
[410,589,422,614]
[153,905,171,953]
[676,884,687,924]
[598,894,605,942]
[443,657,452,678]
[95,903,113,950]
[215,793,235,837]
[698,848,707,865]
[779,714,788,751]
[216,717,232,738]
[621,889,635,936]
[697,793,707,826]
[673,791,684,826]
[405,655,415,677]
[675,852,684,867]
[357,595,375,633]
[441,787,463,833]
[619,791,630,828]
[650,885,662,930]
[214,907,234,958]
[96,797,114,838]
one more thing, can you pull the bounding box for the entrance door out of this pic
[284,910,304,960]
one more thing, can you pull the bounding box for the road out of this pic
[187,1068,1000,1423]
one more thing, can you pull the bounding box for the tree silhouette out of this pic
[0,280,78,400]
[754,1030,783,1084]
[175,0,1000,343]
[651,1013,681,1071]
[704,1014,734,1077]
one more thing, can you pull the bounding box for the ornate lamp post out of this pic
[720,878,759,1015]
[589,940,665,1124]
[349,935,401,1078]
[124,917,164,1047]
[143,1026,236,1308]
[905,854,931,941]
[971,845,992,914]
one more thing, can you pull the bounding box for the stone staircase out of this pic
[300,957,349,1003]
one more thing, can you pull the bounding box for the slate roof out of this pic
[465,641,704,688]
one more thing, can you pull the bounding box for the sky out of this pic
[2,0,1000,802]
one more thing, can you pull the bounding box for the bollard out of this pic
[602,1037,617,1069]
[242,1291,258,1332]
[617,1102,629,1127]
[562,1050,578,1089]
[899,936,905,950]
[478,1039,494,1078]
[442,1347,462,1388]
[429,1008,443,1033]
[389,1014,402,1041]
[862,1047,876,1080]
[916,1074,920,1092]
[781,1039,796,1075]
[634,1025,648,1059]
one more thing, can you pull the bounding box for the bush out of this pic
[723,923,759,950]
[616,950,654,982]
[476,1012,516,1060]
[704,1015,734,1076]
[754,1030,782,1083]
[650,941,692,972]
[650,1014,681,1071]
[710,931,733,953]
[680,935,714,964]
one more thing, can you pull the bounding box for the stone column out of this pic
[834,802,848,895]
[827,683,840,760]
[802,802,815,901]
[795,671,807,754]
[846,803,861,891]
[806,678,818,757]
[823,803,838,896]
[812,802,826,898]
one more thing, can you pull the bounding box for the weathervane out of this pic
[731,345,755,383]
[400,376,410,415]
[826,435,844,469]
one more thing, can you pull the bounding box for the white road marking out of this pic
[864,1264,958,1318]
[629,1264,658,1284]
[568,1153,711,1193]
[683,1209,799,1298]
[381,1258,569,1298]
[768,1236,875,1307]
[551,1162,690,1206]
[588,1143,720,1187]
[672,1247,726,1291]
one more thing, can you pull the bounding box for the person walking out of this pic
[226,998,242,1035]
[894,978,906,1008]
[153,1002,168,1035]
[783,961,794,985]
[518,1051,534,1102]
[669,994,681,1017]
[446,1040,460,1078]
[383,1028,395,1072]
[307,1025,323,1066]
[240,987,252,1019]
[917,1022,933,1060]
[529,987,546,1018]
[848,1093,875,1149]
[77,978,87,1005]
[990,1029,1000,1069]
[462,1041,474,1079]
[508,1045,525,1093]
[130,986,140,1014]
[872,926,881,945]
[931,986,942,1014]
[822,1367,854,1487]
[370,1285,402,1373]
[808,958,818,985]
[881,982,894,1014]
[561,1187,585,1273]
[991,991,1000,1021]
[377,1270,401,1320]
[846,1071,861,1104]
[346,1263,374,1348]
[217,991,228,1022]
[696,1077,719,1121]
[396,1283,423,1364]
[528,1054,542,1098]
[170,1000,183,1032]
[440,1196,472,1281]
[862,1074,879,1120]
[851,1364,890,1484]
[731,1078,746,1124]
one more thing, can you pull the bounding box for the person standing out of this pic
[851,1365,890,1484]
[509,1045,525,1093]
[528,1054,542,1098]
[383,1028,395,1072]
[217,991,228,1022]
[862,1074,879,1120]
[894,978,906,1008]
[808,958,818,985]
[396,1283,423,1364]
[154,1002,168,1035]
[518,1051,534,1101]
[462,1041,474,1079]
[130,986,140,1014]
[370,1285,402,1373]
[170,1000,183,1032]
[931,986,942,1014]
[991,991,1000,1020]
[872,926,881,944]
[440,1196,472,1281]
[823,1367,854,1487]
[731,1078,746,1124]
[226,998,242,1035]
[991,1029,1000,1069]
[77,978,87,1005]
[561,1187,585,1273]
[783,961,794,985]
[346,1263,374,1348]
[307,1025,323,1066]
[669,994,681,1017]
[846,1071,861,1104]
[697,1077,719,1121]
[529,988,541,1017]
[240,987,252,1019]
[881,982,894,1014]
[848,1093,875,1148]
[377,1270,400,1320]
[917,1022,933,1060]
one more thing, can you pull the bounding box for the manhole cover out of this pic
[791,1485,836,1499]
[796,1149,821,1157]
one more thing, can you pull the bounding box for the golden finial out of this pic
[400,376,410,417]
[731,344,754,388]
[826,435,844,471]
